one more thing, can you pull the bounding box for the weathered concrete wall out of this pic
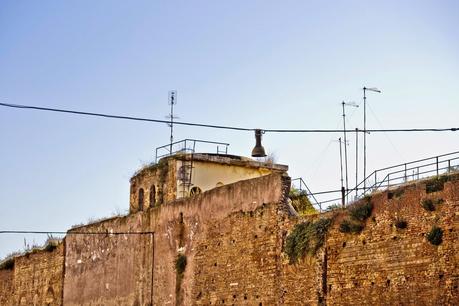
[0,243,65,306]
[179,159,273,198]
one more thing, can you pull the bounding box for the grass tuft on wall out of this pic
[284,218,332,263]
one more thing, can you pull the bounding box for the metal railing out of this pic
[347,150,459,200]
[291,177,322,212]
[296,150,459,210]
[155,139,230,162]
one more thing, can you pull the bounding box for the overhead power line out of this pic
[0,230,154,235]
[0,102,252,131]
[1,102,458,133]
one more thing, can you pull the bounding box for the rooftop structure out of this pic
[129,153,288,213]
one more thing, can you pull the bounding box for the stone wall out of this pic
[0,243,65,306]
[278,175,459,305]
[3,172,459,305]
[0,268,13,305]
[130,158,176,213]
[63,215,153,306]
[63,173,287,306]
[192,203,281,305]
[324,177,459,305]
[150,173,288,305]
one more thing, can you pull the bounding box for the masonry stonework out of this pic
[0,243,65,306]
[64,215,153,306]
[2,167,459,305]
[324,179,459,305]
[0,268,13,306]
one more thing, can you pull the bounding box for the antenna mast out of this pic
[167,90,178,155]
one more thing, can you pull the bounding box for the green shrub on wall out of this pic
[175,254,187,275]
[348,200,373,221]
[339,219,364,233]
[289,188,318,216]
[426,226,443,245]
[339,198,373,234]
[284,218,332,263]
[421,198,444,212]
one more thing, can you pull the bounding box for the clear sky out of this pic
[1,0,458,258]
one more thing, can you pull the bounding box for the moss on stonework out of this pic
[284,218,332,263]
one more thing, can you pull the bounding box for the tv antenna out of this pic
[166,90,179,155]
[341,101,358,204]
[362,86,381,191]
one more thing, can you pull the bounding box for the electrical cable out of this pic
[0,230,154,235]
[0,102,253,132]
[1,102,458,133]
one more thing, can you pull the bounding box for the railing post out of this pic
[436,157,439,176]
[448,160,451,173]
[404,163,407,182]
[374,171,377,188]
[387,174,390,188]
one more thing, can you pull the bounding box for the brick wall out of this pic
[192,203,281,305]
[5,243,65,306]
[324,178,459,305]
[277,176,459,305]
[3,173,459,305]
[149,173,287,305]
[0,268,13,305]
[62,173,286,306]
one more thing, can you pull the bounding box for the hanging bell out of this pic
[251,129,267,157]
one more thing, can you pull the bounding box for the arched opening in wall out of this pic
[138,188,144,211]
[150,185,156,207]
[189,186,202,196]
[216,182,224,187]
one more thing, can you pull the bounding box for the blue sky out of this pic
[1,0,458,258]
